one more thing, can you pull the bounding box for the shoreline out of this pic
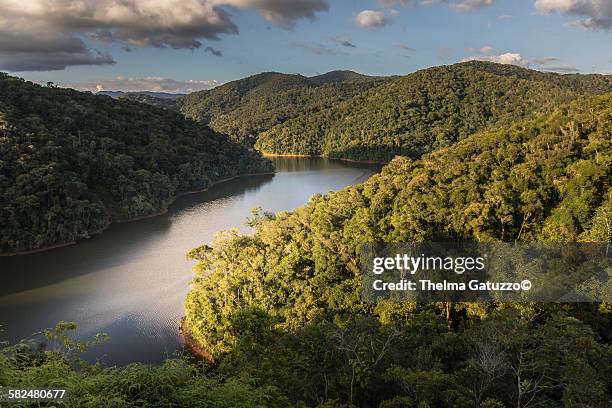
[179,317,215,364]
[0,171,275,257]
[262,153,385,165]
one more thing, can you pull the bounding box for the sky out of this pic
[0,0,610,93]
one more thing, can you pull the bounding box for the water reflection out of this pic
[0,173,275,297]
[0,158,378,365]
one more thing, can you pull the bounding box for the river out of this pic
[0,157,378,365]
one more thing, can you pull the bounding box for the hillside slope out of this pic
[309,70,376,85]
[255,61,612,161]
[0,74,272,254]
[184,92,611,406]
[178,71,386,144]
[186,92,611,355]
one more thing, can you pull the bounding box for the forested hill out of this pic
[183,93,611,406]
[256,61,612,161]
[119,92,181,111]
[0,73,273,254]
[309,70,375,85]
[178,70,386,144]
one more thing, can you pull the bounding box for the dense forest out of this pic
[181,93,611,407]
[130,62,612,164]
[256,62,612,161]
[1,65,610,407]
[2,92,609,407]
[178,71,387,145]
[0,74,272,254]
[118,93,181,111]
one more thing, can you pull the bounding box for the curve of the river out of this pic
[0,157,378,365]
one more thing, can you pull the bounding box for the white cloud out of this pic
[451,0,494,12]
[355,10,389,29]
[535,0,612,29]
[0,0,329,71]
[64,76,221,93]
[463,51,580,72]
[462,52,531,67]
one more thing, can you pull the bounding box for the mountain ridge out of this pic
[255,61,612,161]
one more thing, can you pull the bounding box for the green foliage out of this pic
[183,93,611,406]
[179,71,386,145]
[0,73,273,253]
[119,93,180,111]
[0,323,291,407]
[256,61,612,161]
[2,67,611,407]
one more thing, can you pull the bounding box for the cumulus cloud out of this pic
[535,0,612,29]
[462,52,531,67]
[355,10,389,29]
[0,27,116,71]
[463,50,580,72]
[219,0,328,28]
[0,0,329,71]
[0,50,115,71]
[64,76,221,93]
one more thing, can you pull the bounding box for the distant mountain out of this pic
[96,90,124,98]
[119,93,180,110]
[0,73,272,254]
[97,91,185,100]
[309,70,375,85]
[255,61,612,161]
[178,70,384,144]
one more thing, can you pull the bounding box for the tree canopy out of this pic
[178,71,387,145]
[0,74,272,254]
[1,65,610,407]
[183,93,611,407]
[256,62,612,161]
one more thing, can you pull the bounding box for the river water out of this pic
[0,157,378,365]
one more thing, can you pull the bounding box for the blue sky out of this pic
[1,0,610,92]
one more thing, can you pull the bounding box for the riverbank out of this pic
[262,153,385,165]
[179,317,215,364]
[0,158,378,365]
[0,171,276,257]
